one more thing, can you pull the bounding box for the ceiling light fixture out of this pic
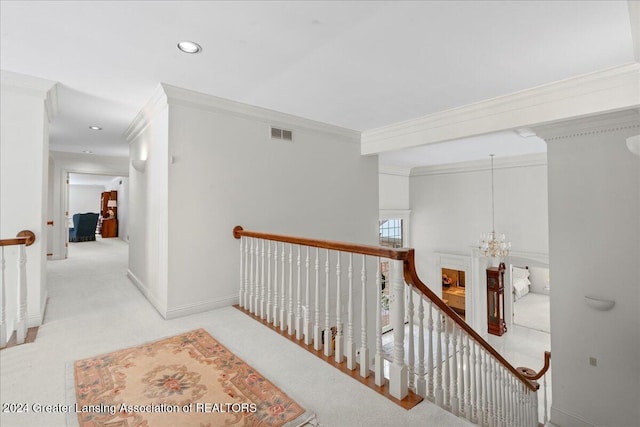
[89,126,102,131]
[82,150,93,154]
[177,40,202,54]
[478,154,510,258]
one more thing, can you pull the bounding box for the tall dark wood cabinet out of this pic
[100,191,118,238]
[487,262,507,336]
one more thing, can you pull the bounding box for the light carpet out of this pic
[1,238,471,427]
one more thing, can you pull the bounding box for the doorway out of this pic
[441,267,466,319]
[64,173,129,258]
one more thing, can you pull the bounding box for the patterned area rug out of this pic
[71,329,314,427]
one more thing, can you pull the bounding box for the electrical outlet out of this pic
[589,357,597,367]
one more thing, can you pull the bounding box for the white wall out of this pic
[0,70,56,326]
[166,87,378,318]
[48,152,129,259]
[68,185,102,216]
[127,103,169,316]
[379,169,410,210]
[126,85,379,327]
[540,111,640,427]
[409,156,549,291]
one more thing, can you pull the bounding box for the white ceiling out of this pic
[0,1,636,166]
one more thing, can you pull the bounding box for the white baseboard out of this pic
[550,406,598,427]
[127,270,167,319]
[27,291,48,327]
[165,294,239,320]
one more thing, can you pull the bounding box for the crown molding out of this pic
[45,82,59,123]
[411,152,547,177]
[532,109,640,142]
[1,69,57,96]
[124,84,168,143]
[378,164,412,176]
[160,83,361,142]
[1,69,59,120]
[361,63,640,155]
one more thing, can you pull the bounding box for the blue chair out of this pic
[69,213,99,242]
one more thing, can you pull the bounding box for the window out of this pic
[379,219,403,248]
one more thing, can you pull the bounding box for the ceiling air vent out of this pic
[270,126,293,141]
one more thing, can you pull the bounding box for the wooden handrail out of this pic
[0,230,36,247]
[0,237,29,247]
[233,226,539,392]
[522,351,551,381]
[233,226,412,260]
[402,250,538,391]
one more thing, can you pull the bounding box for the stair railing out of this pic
[0,230,35,348]
[233,226,547,426]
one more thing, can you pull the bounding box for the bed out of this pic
[512,265,531,300]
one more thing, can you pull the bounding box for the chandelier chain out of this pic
[479,154,510,258]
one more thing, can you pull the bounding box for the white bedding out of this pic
[512,267,531,300]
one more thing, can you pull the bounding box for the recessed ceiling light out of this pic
[89,126,102,131]
[82,150,93,154]
[177,40,202,54]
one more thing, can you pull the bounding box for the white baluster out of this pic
[260,240,265,319]
[280,242,286,331]
[295,245,302,339]
[471,340,478,423]
[435,309,443,407]
[266,241,272,323]
[248,239,254,313]
[359,254,369,378]
[487,355,495,427]
[346,253,356,370]
[507,370,513,426]
[407,286,415,391]
[374,257,385,387]
[450,323,459,416]
[273,242,279,328]
[324,249,332,357]
[313,248,321,351]
[288,245,294,335]
[416,296,426,397]
[254,238,260,314]
[543,370,549,426]
[427,301,435,401]
[388,259,407,400]
[444,315,450,408]
[500,366,506,427]
[458,327,466,418]
[243,238,249,309]
[16,245,27,344]
[335,252,343,363]
[512,378,524,425]
[239,237,244,308]
[304,247,311,345]
[0,247,7,347]
[464,336,472,421]
[475,343,483,424]
[481,349,488,426]
[484,353,491,426]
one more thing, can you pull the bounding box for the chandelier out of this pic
[479,154,510,258]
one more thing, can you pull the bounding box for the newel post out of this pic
[389,259,408,400]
